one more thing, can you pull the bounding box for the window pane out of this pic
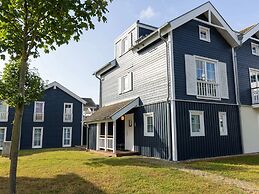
[206,62,216,82]
[33,128,42,146]
[196,60,205,81]
[0,129,5,148]
[191,115,200,132]
[36,103,43,113]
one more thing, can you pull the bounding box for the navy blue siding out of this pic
[176,101,242,160]
[87,124,97,150]
[236,39,259,105]
[173,20,236,104]
[133,102,170,160]
[0,87,82,149]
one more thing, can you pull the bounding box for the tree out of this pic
[0,0,111,193]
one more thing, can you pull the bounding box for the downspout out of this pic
[232,35,244,153]
[158,26,172,161]
[94,73,102,108]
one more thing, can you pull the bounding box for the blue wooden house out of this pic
[236,24,259,154]
[85,2,243,161]
[0,81,86,150]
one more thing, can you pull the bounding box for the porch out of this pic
[84,98,140,154]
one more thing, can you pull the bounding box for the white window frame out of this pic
[0,127,7,150]
[189,110,205,137]
[144,112,154,137]
[63,127,72,147]
[219,112,228,136]
[33,101,45,122]
[121,36,128,55]
[63,103,73,122]
[199,26,211,42]
[32,127,43,149]
[0,102,9,122]
[119,72,133,94]
[251,42,259,56]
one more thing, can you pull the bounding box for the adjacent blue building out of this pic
[0,82,86,150]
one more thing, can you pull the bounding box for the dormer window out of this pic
[121,37,128,55]
[251,43,259,56]
[199,26,210,42]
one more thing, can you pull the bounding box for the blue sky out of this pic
[1,0,259,104]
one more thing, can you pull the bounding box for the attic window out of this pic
[199,26,210,42]
[251,43,259,56]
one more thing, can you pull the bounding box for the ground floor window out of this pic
[0,127,7,150]
[189,111,205,137]
[219,112,228,136]
[144,112,154,137]
[63,127,72,147]
[32,127,43,148]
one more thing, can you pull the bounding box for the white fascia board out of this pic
[242,24,259,43]
[45,81,87,104]
[170,2,239,47]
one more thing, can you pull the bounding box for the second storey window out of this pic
[121,37,128,55]
[144,112,154,137]
[251,43,259,56]
[199,26,210,42]
[250,69,259,104]
[118,72,133,94]
[63,103,73,122]
[190,111,205,137]
[33,101,44,122]
[0,102,9,122]
[196,58,218,98]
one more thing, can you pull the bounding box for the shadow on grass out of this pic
[84,156,173,169]
[18,148,80,157]
[0,173,105,194]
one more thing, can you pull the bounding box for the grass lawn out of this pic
[0,149,248,194]
[182,154,259,188]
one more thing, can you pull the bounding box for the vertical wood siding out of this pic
[1,87,82,149]
[173,19,236,104]
[176,101,242,160]
[134,102,170,160]
[101,40,168,106]
[237,39,259,105]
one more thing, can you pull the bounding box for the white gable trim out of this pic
[242,24,259,43]
[45,82,86,104]
[170,2,239,46]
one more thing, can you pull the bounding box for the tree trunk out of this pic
[9,57,28,194]
[9,104,24,194]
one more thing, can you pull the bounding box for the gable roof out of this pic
[45,81,86,104]
[240,23,259,43]
[134,1,240,51]
[82,98,96,107]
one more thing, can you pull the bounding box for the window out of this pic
[119,72,133,94]
[190,111,205,137]
[33,101,45,122]
[121,37,128,55]
[0,127,7,150]
[219,112,228,136]
[199,26,210,42]
[63,103,73,122]
[251,43,259,56]
[63,127,72,147]
[196,58,218,98]
[0,102,8,122]
[144,112,154,137]
[250,69,259,88]
[32,127,43,148]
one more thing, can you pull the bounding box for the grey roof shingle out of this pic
[82,98,96,107]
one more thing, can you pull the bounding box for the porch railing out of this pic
[99,135,113,150]
[251,87,259,105]
[197,81,218,98]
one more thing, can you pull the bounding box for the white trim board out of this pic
[45,81,86,104]
[242,24,259,43]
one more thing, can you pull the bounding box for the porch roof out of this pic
[84,98,140,124]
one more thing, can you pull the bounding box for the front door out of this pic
[125,114,134,151]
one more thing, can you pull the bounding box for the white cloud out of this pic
[139,6,157,20]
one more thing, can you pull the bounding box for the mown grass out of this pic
[0,149,245,194]
[182,154,259,188]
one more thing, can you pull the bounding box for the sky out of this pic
[0,0,259,104]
